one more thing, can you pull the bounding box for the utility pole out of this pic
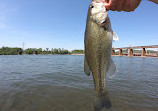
[129,43,132,53]
[23,42,25,50]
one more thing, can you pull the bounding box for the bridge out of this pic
[112,45,158,57]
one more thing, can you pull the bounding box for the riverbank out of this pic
[112,55,158,58]
[1,54,158,58]
[71,54,84,55]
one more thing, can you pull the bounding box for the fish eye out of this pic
[90,5,94,8]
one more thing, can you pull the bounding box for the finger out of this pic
[130,0,141,11]
[123,0,131,12]
[117,0,124,12]
[104,0,110,10]
[105,0,109,2]
[104,3,111,10]
[109,0,118,11]
[102,0,107,2]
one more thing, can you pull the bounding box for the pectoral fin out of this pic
[112,31,119,41]
[107,58,118,78]
[84,57,91,76]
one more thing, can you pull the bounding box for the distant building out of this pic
[34,50,38,55]
[18,50,23,55]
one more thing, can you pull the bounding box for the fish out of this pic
[84,0,118,111]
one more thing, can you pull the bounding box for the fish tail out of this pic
[94,92,112,111]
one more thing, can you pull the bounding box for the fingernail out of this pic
[103,3,110,6]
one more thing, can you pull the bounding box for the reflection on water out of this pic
[0,55,158,111]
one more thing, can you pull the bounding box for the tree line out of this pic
[0,47,84,55]
[1,47,157,55]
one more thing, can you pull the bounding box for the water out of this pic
[0,55,157,111]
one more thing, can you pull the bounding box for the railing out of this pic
[112,45,158,57]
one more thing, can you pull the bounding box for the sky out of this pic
[0,0,158,50]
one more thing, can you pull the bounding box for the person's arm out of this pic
[149,0,158,4]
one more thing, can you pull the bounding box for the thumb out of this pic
[103,2,111,11]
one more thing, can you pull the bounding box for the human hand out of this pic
[104,0,141,12]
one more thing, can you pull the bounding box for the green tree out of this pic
[46,48,49,51]
[24,48,36,54]
[72,50,84,54]
[0,47,23,55]
[53,48,59,54]
[37,48,42,54]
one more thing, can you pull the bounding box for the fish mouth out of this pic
[101,17,110,25]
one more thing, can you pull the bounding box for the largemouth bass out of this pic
[84,0,117,110]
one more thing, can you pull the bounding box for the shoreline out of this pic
[71,54,84,55]
[0,54,158,58]
[112,55,158,58]
[0,54,85,56]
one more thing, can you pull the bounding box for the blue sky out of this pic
[0,0,158,50]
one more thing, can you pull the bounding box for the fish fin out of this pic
[107,59,118,78]
[94,92,112,111]
[112,31,119,41]
[84,57,91,76]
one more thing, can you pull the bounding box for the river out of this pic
[0,55,157,111]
